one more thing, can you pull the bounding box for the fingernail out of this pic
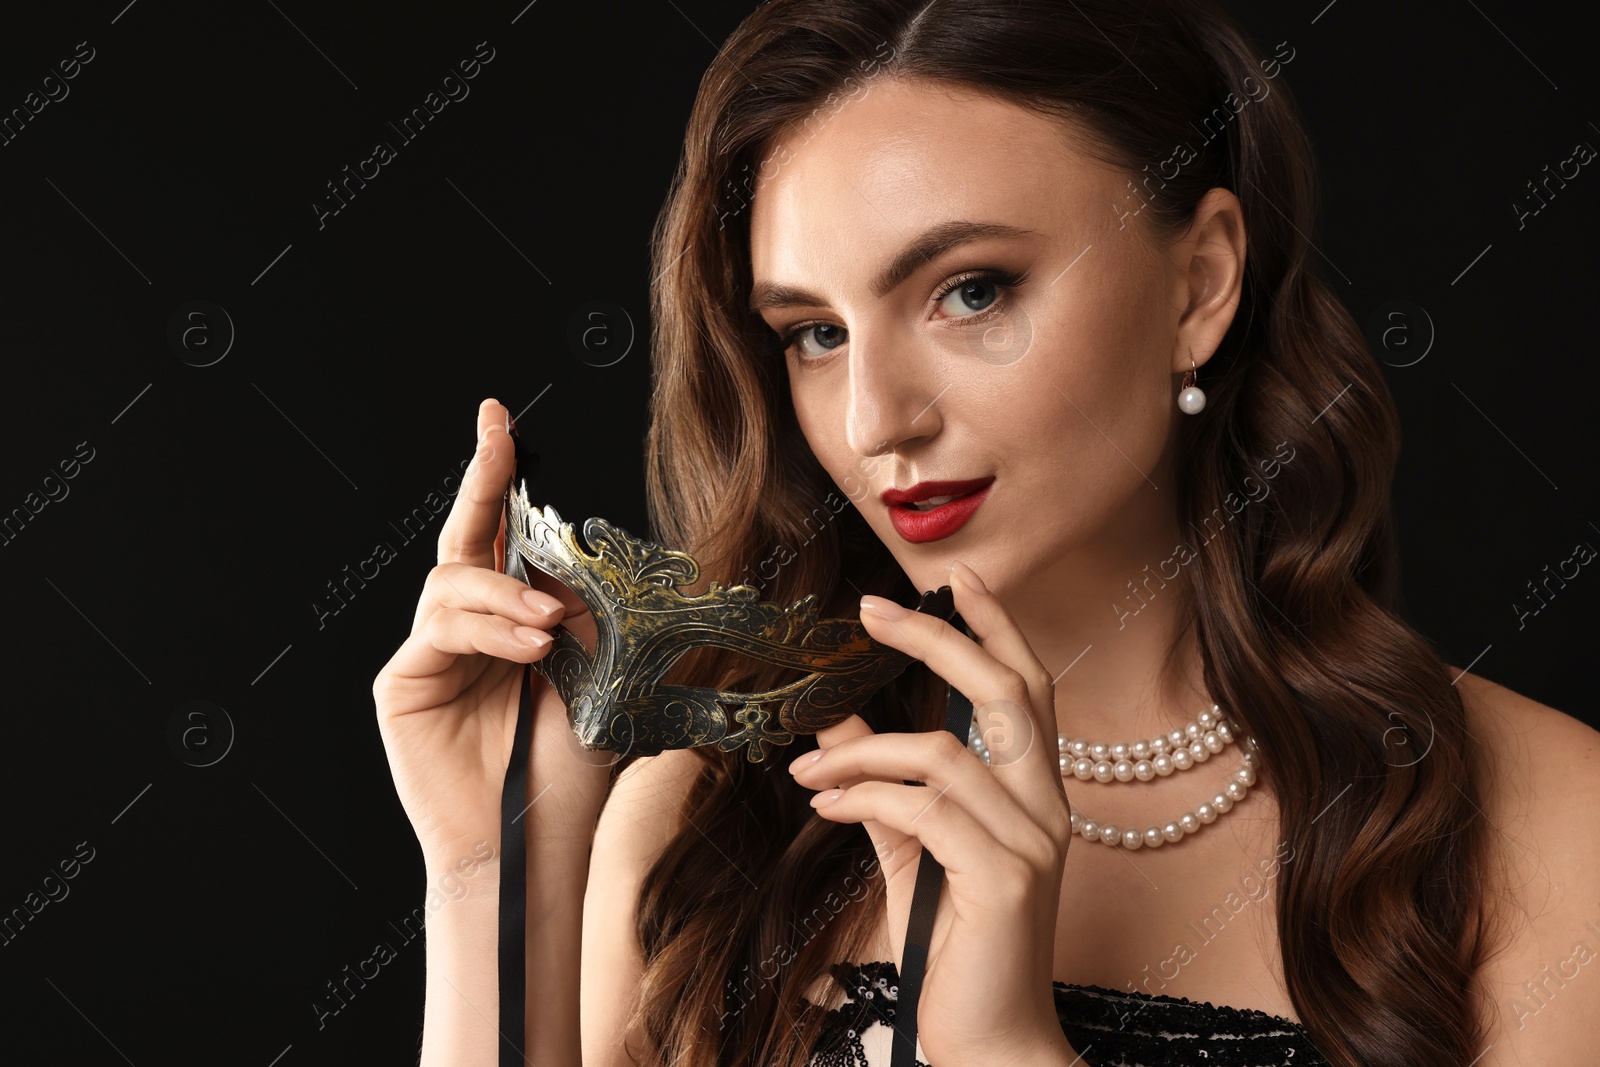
[950,560,988,594]
[522,590,559,616]
[810,788,843,808]
[788,750,823,774]
[513,626,551,648]
[860,595,909,620]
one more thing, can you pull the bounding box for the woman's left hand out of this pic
[788,559,1077,1066]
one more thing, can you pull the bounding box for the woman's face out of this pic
[748,77,1242,602]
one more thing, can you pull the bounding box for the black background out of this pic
[1,1,1595,1063]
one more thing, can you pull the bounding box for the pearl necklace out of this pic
[967,704,1261,850]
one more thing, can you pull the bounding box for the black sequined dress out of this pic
[805,960,1332,1067]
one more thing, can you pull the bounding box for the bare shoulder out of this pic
[1449,667,1600,1064]
[1455,667,1599,831]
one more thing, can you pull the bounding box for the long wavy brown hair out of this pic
[620,1,1507,1064]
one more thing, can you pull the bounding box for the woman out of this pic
[373,1,1600,1065]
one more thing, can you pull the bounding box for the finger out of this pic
[806,713,912,865]
[382,605,556,684]
[944,560,1061,780]
[793,729,1046,859]
[492,400,517,575]
[809,778,1029,883]
[436,398,515,569]
[858,587,1054,780]
[858,576,1068,833]
[412,562,567,636]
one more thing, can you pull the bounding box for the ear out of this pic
[1171,186,1247,376]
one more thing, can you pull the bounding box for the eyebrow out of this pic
[747,219,1043,313]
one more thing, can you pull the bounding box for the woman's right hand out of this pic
[373,397,603,866]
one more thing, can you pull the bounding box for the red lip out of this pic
[883,477,995,544]
[881,477,995,507]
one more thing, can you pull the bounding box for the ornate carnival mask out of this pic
[500,473,957,764]
[493,432,969,1067]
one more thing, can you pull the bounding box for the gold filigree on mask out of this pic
[502,477,955,762]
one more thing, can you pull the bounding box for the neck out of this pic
[1001,495,1213,746]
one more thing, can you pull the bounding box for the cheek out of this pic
[788,378,854,490]
[1024,289,1172,462]
[957,342,1171,542]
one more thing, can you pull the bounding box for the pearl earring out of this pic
[1178,357,1206,414]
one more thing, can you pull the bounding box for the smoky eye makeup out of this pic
[770,265,1030,361]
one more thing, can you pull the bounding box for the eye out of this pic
[772,267,1027,363]
[928,268,1029,322]
[778,321,848,361]
[934,273,1003,317]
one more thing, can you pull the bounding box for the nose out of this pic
[843,325,945,458]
